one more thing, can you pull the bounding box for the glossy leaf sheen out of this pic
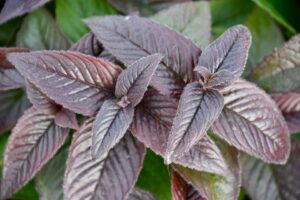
[85,15,201,97]
[92,99,134,158]
[35,148,68,200]
[272,92,300,133]
[198,25,251,79]
[115,54,163,106]
[152,1,211,49]
[0,0,50,24]
[212,79,290,163]
[127,188,157,200]
[166,82,224,162]
[249,34,300,93]
[64,119,145,200]
[0,107,68,199]
[16,8,69,50]
[8,51,122,116]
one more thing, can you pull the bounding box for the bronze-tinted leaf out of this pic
[0,48,29,69]
[152,1,211,49]
[35,148,68,200]
[16,8,70,50]
[127,188,157,200]
[272,92,300,133]
[212,79,290,164]
[85,15,201,97]
[115,54,163,107]
[64,118,145,200]
[8,51,122,116]
[166,82,224,163]
[198,25,251,79]
[69,32,103,57]
[92,99,134,158]
[249,34,300,93]
[0,107,68,199]
[0,89,30,134]
[242,139,300,200]
[0,0,50,24]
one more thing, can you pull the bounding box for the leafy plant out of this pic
[0,0,299,200]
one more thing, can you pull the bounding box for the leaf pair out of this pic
[92,54,163,159]
[165,25,251,162]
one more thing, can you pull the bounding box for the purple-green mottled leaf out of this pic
[242,139,300,200]
[152,1,211,49]
[249,34,300,93]
[92,99,134,159]
[16,8,70,51]
[166,82,224,163]
[8,51,122,116]
[0,107,68,199]
[198,25,251,79]
[35,148,68,200]
[69,32,103,57]
[0,0,50,24]
[212,79,290,164]
[272,92,300,133]
[0,89,30,134]
[115,54,163,107]
[127,188,157,200]
[64,118,145,200]
[85,15,201,97]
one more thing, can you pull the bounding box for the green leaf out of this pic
[35,148,68,200]
[244,7,284,76]
[55,0,117,42]
[136,150,171,200]
[152,1,211,48]
[251,0,300,34]
[0,17,23,46]
[16,8,70,50]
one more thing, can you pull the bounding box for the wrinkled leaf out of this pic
[249,34,300,93]
[8,51,122,116]
[152,1,211,49]
[166,82,224,162]
[0,0,50,24]
[16,8,70,50]
[0,89,30,134]
[198,25,251,79]
[127,188,157,200]
[64,118,145,200]
[35,148,68,200]
[0,107,68,199]
[56,0,117,42]
[92,99,134,158]
[115,54,163,107]
[85,15,201,97]
[242,139,300,200]
[272,92,300,133]
[212,79,290,163]
[69,32,103,57]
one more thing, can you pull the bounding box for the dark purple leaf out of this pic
[205,70,235,90]
[198,25,251,79]
[212,79,290,164]
[242,139,300,200]
[54,108,78,130]
[0,107,68,199]
[85,15,201,97]
[0,48,29,69]
[92,99,134,158]
[115,54,163,107]
[7,51,122,116]
[0,89,30,134]
[127,188,157,200]
[249,34,300,93]
[69,32,103,57]
[272,92,300,133]
[165,82,224,163]
[64,118,145,200]
[0,0,50,24]
[0,68,25,91]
